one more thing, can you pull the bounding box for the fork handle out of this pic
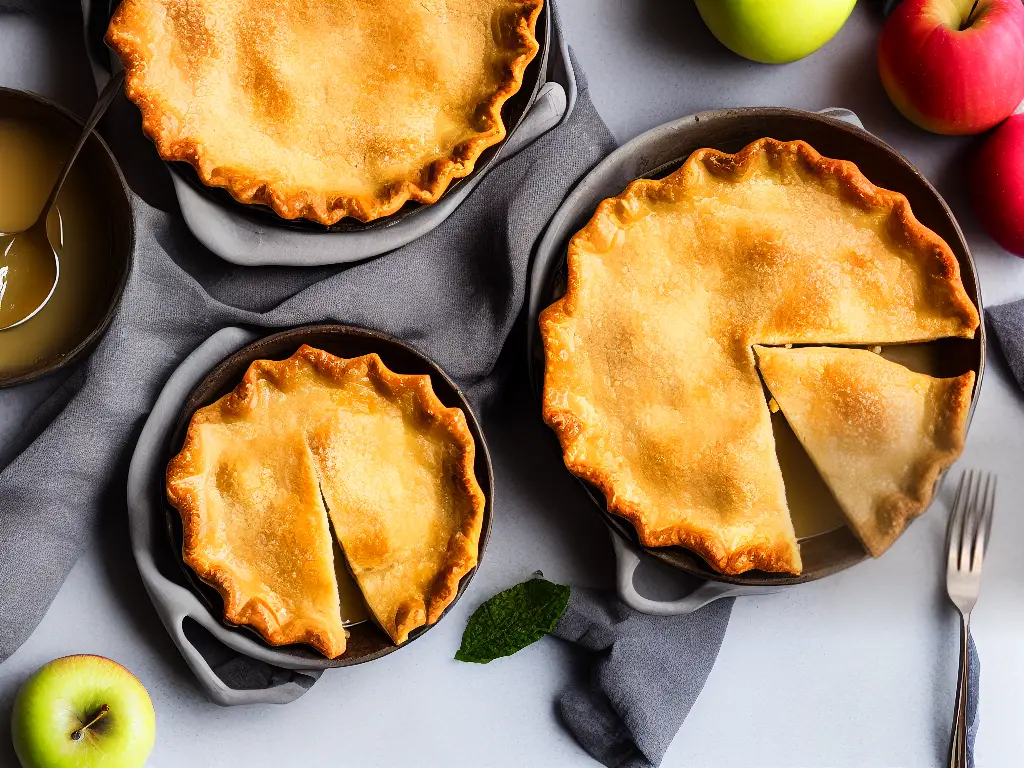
[948,611,971,768]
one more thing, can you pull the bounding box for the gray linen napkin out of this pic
[989,299,1024,391]
[0,2,740,760]
[553,589,733,768]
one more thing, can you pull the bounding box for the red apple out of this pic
[878,0,1024,135]
[971,113,1024,256]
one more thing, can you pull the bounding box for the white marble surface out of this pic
[2,2,1024,766]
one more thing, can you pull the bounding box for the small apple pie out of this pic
[106,0,544,223]
[540,138,979,575]
[166,346,485,657]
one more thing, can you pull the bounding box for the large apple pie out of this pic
[540,138,979,576]
[106,0,544,223]
[166,346,485,657]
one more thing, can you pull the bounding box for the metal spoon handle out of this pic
[38,70,126,223]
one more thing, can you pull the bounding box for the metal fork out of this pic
[945,470,997,768]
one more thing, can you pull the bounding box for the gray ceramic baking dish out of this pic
[526,107,985,608]
[104,0,563,266]
[128,325,493,704]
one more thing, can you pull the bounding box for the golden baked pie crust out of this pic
[166,345,485,656]
[106,0,543,224]
[539,138,979,576]
[303,347,485,645]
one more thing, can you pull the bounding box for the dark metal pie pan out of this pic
[162,324,494,667]
[527,107,985,588]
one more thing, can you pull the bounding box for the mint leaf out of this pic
[455,578,570,664]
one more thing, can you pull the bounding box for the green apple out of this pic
[11,655,156,768]
[695,0,857,64]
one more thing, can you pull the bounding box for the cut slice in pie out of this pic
[303,349,485,645]
[166,386,347,658]
[106,0,544,224]
[166,346,485,656]
[540,138,980,576]
[755,345,974,557]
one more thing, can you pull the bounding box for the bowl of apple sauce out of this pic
[0,86,133,387]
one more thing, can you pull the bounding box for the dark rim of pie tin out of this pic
[162,324,494,667]
[163,3,551,233]
[530,106,986,588]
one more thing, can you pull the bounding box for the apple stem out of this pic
[70,704,110,742]
[963,0,981,28]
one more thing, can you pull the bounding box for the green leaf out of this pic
[455,578,570,664]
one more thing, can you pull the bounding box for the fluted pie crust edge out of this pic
[166,346,485,656]
[105,0,544,224]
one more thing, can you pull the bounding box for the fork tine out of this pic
[962,471,977,568]
[971,473,997,572]
[967,471,985,569]
[947,470,969,570]
[968,473,989,571]
[984,475,997,548]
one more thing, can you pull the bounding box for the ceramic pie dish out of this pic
[160,325,494,668]
[527,107,985,592]
[105,0,550,234]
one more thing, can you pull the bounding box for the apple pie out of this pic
[755,346,974,557]
[165,346,486,656]
[106,0,544,223]
[540,138,979,575]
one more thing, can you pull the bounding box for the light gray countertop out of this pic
[2,2,1024,766]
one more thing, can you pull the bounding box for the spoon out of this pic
[0,70,125,331]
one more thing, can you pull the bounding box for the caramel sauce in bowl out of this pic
[0,87,133,387]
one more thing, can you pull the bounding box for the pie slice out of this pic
[166,387,347,657]
[304,350,485,645]
[755,345,975,557]
[540,138,979,575]
[106,0,544,224]
[166,346,485,656]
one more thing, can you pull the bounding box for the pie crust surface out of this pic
[106,0,543,223]
[166,345,485,656]
[755,346,974,558]
[540,138,979,576]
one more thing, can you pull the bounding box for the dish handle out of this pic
[161,584,322,706]
[611,534,783,615]
[817,107,865,130]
